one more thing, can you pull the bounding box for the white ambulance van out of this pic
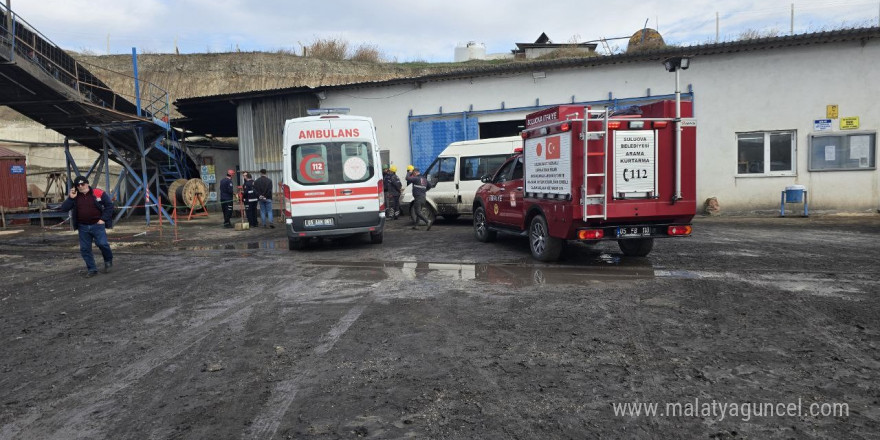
[281,109,385,250]
[402,136,521,223]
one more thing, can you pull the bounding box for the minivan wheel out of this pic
[410,204,436,226]
[529,215,563,262]
[473,206,497,242]
[370,231,383,244]
[617,238,654,257]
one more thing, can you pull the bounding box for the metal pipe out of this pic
[674,67,682,203]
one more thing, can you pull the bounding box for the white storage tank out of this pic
[454,41,486,62]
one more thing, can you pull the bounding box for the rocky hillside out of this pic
[0,52,489,120]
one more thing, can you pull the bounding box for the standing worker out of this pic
[405,167,433,230]
[242,172,259,228]
[254,168,275,228]
[220,169,236,228]
[384,165,403,219]
[59,176,114,277]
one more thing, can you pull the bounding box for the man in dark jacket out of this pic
[405,167,433,230]
[384,165,403,220]
[59,176,114,277]
[253,168,274,228]
[220,169,235,228]
[241,172,259,228]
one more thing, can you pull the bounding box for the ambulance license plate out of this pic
[304,218,334,228]
[617,226,652,237]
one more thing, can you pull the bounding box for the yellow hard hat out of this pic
[389,165,397,172]
[406,165,414,171]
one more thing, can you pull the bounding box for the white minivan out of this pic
[402,136,521,223]
[281,110,385,250]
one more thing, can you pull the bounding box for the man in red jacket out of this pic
[59,176,114,277]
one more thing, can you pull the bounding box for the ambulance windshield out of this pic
[292,142,374,185]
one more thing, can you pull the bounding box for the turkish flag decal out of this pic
[546,136,560,159]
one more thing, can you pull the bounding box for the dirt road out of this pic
[1,215,878,439]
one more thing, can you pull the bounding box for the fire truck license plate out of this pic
[304,218,334,228]
[617,226,652,237]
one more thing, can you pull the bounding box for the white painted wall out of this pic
[323,38,880,212]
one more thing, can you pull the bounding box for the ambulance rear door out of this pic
[331,119,382,229]
[288,118,338,229]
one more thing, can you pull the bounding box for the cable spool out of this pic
[166,179,188,206]
[172,178,209,208]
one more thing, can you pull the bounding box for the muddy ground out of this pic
[0,213,878,439]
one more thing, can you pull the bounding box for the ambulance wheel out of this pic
[618,238,654,257]
[529,215,562,262]
[370,230,383,244]
[288,237,306,251]
[410,204,436,226]
[473,206,497,242]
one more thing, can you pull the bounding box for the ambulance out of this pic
[281,109,385,250]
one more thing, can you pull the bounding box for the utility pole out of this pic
[5,0,11,38]
[716,12,720,42]
[791,3,795,35]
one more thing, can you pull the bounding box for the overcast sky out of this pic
[7,0,880,61]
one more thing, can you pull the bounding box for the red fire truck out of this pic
[472,100,695,261]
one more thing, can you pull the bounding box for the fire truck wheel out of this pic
[473,206,497,242]
[288,237,306,251]
[529,215,563,262]
[410,204,436,226]
[370,230,383,244]
[617,238,654,257]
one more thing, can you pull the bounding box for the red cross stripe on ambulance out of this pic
[289,186,379,205]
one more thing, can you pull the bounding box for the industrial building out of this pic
[176,27,880,213]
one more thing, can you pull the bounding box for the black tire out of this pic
[529,215,563,262]
[410,204,436,226]
[288,237,306,251]
[473,206,497,243]
[370,231,383,244]
[617,238,654,257]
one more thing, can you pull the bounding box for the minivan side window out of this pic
[461,154,509,181]
[425,157,456,182]
[292,142,374,185]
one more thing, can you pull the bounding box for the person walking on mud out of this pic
[254,168,275,228]
[220,169,236,228]
[405,167,433,230]
[241,172,259,228]
[59,176,114,277]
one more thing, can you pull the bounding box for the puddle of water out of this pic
[307,258,654,286]
[179,239,287,251]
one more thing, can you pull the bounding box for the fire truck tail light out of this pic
[578,229,604,240]
[608,121,623,129]
[653,121,669,129]
[629,121,645,129]
[667,225,692,236]
[560,122,571,132]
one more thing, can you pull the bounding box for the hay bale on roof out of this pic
[627,28,666,53]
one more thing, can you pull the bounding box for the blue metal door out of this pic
[409,117,478,171]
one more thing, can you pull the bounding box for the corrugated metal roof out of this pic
[0,146,26,159]
[174,26,880,108]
